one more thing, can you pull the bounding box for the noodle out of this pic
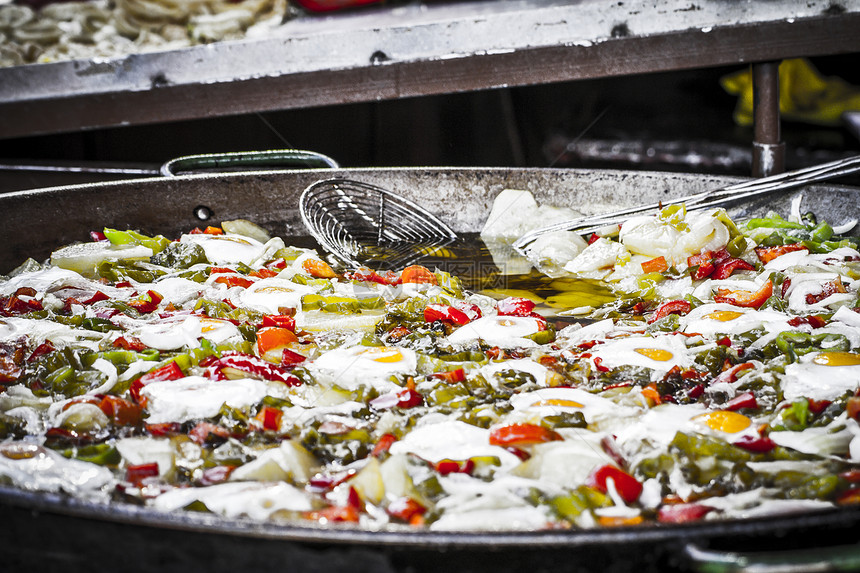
[0,0,291,66]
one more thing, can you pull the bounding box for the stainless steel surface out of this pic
[1,0,859,139]
[512,155,860,253]
[2,167,860,572]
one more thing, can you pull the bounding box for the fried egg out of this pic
[480,359,551,387]
[508,386,638,427]
[587,334,694,379]
[150,277,205,306]
[180,233,267,265]
[680,303,791,338]
[388,419,522,470]
[782,351,860,401]
[141,376,269,424]
[310,345,418,392]
[446,315,544,348]
[236,277,316,314]
[133,314,242,350]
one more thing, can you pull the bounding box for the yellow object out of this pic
[634,348,674,362]
[721,59,860,126]
[812,352,860,366]
[703,310,745,322]
[695,411,752,434]
[533,398,585,408]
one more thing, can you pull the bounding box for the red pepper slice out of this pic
[733,435,776,453]
[488,423,562,447]
[294,0,382,13]
[261,314,297,331]
[725,391,758,411]
[254,406,283,431]
[345,268,401,286]
[687,251,716,280]
[214,275,254,289]
[657,502,714,523]
[647,299,692,324]
[434,459,475,476]
[27,340,56,362]
[387,497,427,523]
[370,388,423,410]
[593,356,610,373]
[128,290,163,314]
[430,368,466,384]
[248,268,279,279]
[497,297,537,317]
[125,462,160,486]
[754,243,808,264]
[424,304,472,326]
[188,421,231,445]
[586,465,643,504]
[371,433,398,458]
[713,280,773,309]
[713,362,755,385]
[130,361,184,402]
[205,352,302,386]
[99,395,143,426]
[145,422,182,436]
[199,465,236,486]
[281,348,307,366]
[788,315,828,329]
[711,257,755,280]
[113,336,147,351]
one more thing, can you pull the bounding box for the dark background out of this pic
[1,53,858,191]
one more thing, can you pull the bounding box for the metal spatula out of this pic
[513,155,860,256]
[299,178,458,269]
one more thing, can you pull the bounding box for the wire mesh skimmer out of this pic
[300,178,459,270]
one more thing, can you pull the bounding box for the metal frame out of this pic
[1,0,859,146]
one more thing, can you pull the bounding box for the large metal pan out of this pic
[2,163,860,572]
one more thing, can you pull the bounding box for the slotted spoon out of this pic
[513,154,860,256]
[299,178,459,270]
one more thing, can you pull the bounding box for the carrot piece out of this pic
[640,256,668,274]
[302,258,337,278]
[400,265,437,285]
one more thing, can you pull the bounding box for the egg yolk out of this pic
[256,286,295,294]
[695,411,752,434]
[219,237,253,245]
[533,398,585,409]
[634,348,674,361]
[200,320,225,333]
[812,352,860,367]
[359,347,404,363]
[703,311,745,322]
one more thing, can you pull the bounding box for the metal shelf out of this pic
[1,0,859,139]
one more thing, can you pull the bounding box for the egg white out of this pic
[310,345,418,392]
[781,351,860,402]
[133,314,242,350]
[446,315,544,348]
[588,334,695,379]
[236,277,316,314]
[180,233,267,265]
[680,303,790,338]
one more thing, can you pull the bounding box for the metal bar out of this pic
[752,61,786,177]
[0,0,859,139]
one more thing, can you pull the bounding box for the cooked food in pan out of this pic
[1,199,860,531]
